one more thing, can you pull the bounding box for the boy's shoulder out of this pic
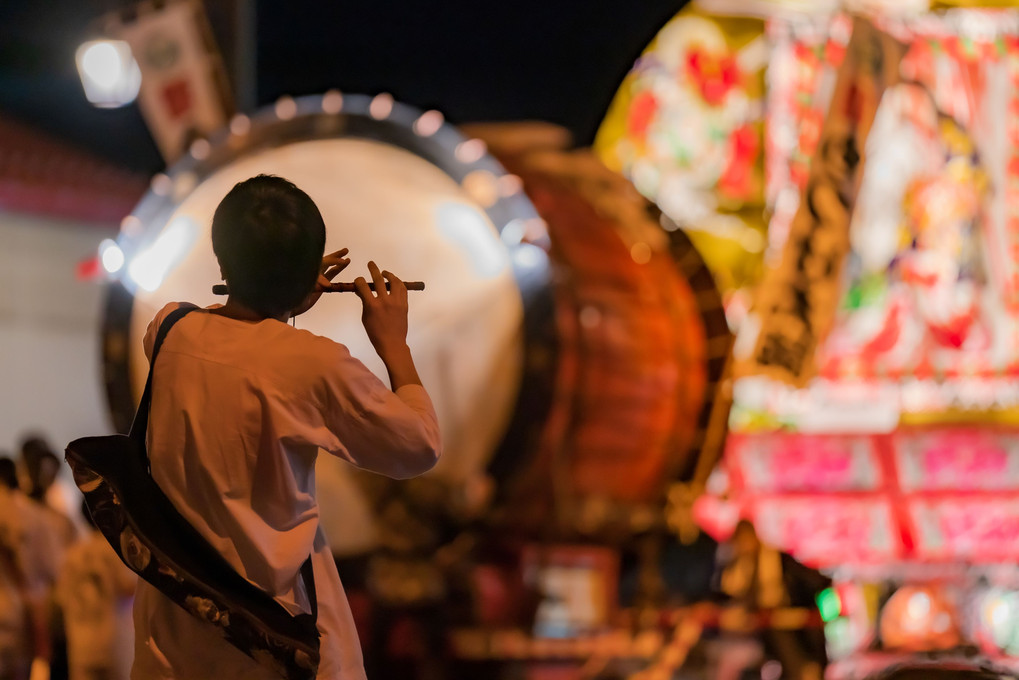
[144,302,201,359]
[144,301,358,374]
[152,300,200,321]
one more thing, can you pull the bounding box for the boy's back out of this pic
[132,302,440,680]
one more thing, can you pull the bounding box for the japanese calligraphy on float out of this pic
[596,0,1019,675]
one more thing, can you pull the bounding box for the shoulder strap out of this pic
[300,556,317,621]
[127,304,319,626]
[129,306,197,450]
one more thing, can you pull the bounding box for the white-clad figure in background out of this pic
[57,502,136,680]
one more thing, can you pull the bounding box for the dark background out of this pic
[0,0,688,175]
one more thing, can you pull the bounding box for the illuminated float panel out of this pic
[600,2,1019,674]
[597,2,1019,426]
[739,6,1019,428]
[601,0,1019,551]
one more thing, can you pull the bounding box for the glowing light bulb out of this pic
[906,592,931,621]
[99,239,124,274]
[455,139,486,164]
[462,170,499,208]
[369,93,394,120]
[630,242,652,264]
[275,96,297,120]
[413,110,443,137]
[497,174,523,197]
[322,90,343,115]
[189,139,210,160]
[230,114,251,136]
[75,40,141,108]
[150,173,172,196]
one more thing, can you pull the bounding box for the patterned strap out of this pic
[125,303,319,624]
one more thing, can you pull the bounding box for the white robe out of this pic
[131,303,441,680]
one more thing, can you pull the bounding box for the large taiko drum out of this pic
[464,132,730,537]
[100,93,550,555]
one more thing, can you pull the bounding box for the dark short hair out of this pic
[211,175,325,318]
[19,436,53,484]
[20,435,53,463]
[27,451,60,501]
[0,456,17,490]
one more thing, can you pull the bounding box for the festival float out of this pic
[90,0,1019,676]
[596,0,1019,677]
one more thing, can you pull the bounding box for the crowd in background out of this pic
[0,435,134,680]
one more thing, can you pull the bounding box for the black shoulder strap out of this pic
[129,305,197,449]
[127,303,319,624]
[300,556,318,620]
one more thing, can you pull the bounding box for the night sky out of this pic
[0,0,688,175]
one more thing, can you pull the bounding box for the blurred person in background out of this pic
[56,502,135,680]
[0,455,60,680]
[19,437,85,538]
[0,455,28,680]
[19,440,78,680]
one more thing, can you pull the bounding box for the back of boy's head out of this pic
[212,175,326,318]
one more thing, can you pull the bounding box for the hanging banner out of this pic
[108,0,232,162]
[739,18,903,386]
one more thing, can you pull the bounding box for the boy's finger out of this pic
[368,261,386,296]
[382,270,407,303]
[323,259,350,280]
[320,250,350,273]
[321,256,350,270]
[353,277,373,302]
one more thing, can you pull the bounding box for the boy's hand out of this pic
[291,248,351,317]
[354,261,409,356]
